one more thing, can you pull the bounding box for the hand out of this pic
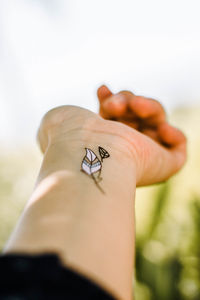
[37,85,186,187]
[97,84,187,186]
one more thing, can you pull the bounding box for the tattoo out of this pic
[81,146,110,194]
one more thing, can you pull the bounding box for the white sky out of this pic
[0,0,200,144]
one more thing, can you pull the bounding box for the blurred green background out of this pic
[134,107,200,300]
[1,107,200,300]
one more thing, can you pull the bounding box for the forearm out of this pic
[4,134,136,300]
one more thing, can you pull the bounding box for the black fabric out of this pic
[0,253,116,300]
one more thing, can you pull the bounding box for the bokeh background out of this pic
[0,1,200,299]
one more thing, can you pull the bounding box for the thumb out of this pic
[97,85,113,103]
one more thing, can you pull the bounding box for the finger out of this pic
[98,88,136,119]
[118,119,139,129]
[100,94,128,118]
[128,96,166,125]
[99,106,110,119]
[141,128,159,142]
[118,90,135,98]
[97,85,113,103]
[158,122,187,148]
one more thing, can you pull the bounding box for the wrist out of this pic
[37,105,138,184]
[49,119,136,164]
[36,128,137,196]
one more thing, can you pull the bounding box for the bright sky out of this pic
[0,0,200,144]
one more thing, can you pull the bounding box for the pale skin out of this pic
[3,85,187,300]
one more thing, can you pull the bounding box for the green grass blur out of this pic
[0,107,200,300]
[135,107,200,299]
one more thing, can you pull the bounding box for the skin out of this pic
[3,85,187,300]
[97,85,186,186]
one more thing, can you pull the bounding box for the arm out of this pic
[3,89,186,300]
[3,107,136,300]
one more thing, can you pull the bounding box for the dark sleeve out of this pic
[0,253,117,300]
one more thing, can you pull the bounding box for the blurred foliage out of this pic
[0,107,200,300]
[0,146,42,250]
[135,107,200,300]
[135,184,200,300]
